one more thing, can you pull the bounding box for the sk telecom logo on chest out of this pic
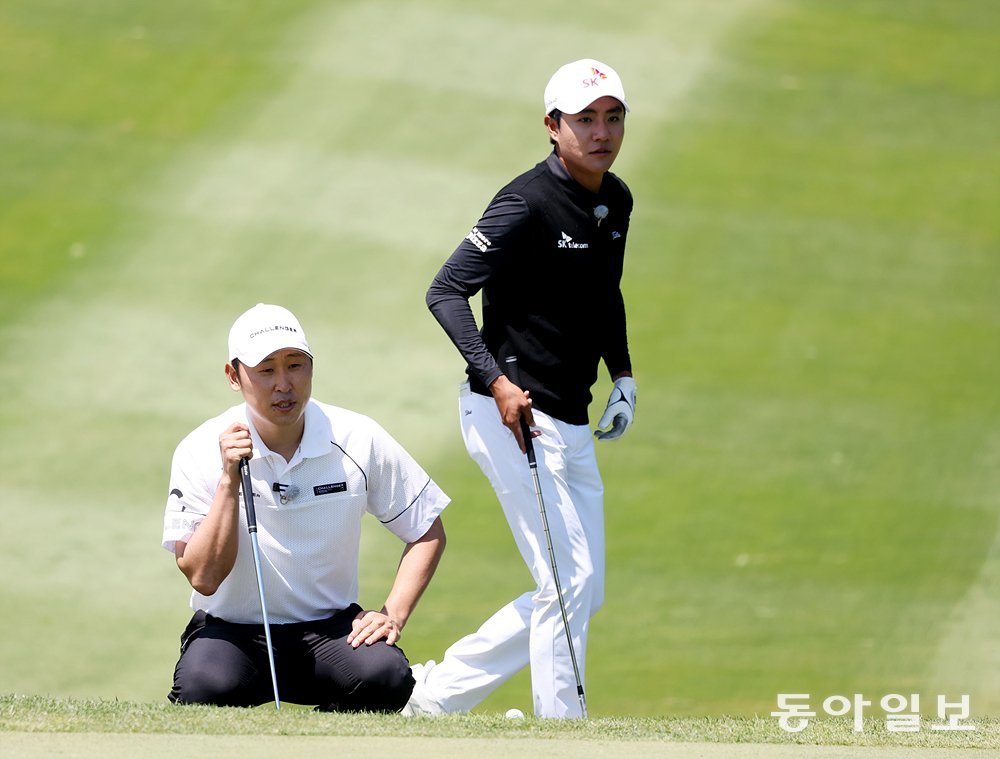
[558,231,589,249]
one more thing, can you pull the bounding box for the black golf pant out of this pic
[168,605,414,711]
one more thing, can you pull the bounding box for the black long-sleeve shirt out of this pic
[426,152,633,425]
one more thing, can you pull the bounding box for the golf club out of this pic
[239,456,281,710]
[505,356,588,719]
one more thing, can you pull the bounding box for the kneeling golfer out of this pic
[162,303,448,711]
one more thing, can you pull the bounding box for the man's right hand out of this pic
[490,375,536,454]
[219,423,253,480]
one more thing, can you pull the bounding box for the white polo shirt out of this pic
[162,399,450,624]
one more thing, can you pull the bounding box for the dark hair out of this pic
[548,109,562,149]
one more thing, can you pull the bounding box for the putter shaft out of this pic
[240,457,282,710]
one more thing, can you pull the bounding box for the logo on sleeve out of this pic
[557,231,589,249]
[466,227,491,253]
[169,488,187,511]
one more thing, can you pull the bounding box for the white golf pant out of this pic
[425,384,604,718]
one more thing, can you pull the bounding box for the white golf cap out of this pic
[543,58,629,115]
[228,303,312,367]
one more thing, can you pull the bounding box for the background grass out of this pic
[3,695,999,752]
[0,0,998,724]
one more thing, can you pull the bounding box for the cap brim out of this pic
[234,343,312,368]
[552,93,629,115]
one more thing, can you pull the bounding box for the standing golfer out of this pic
[407,59,636,718]
[162,303,449,711]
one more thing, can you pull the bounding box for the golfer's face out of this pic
[237,348,312,431]
[549,95,625,183]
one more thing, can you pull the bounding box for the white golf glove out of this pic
[594,376,636,441]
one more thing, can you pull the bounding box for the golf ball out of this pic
[504,708,525,719]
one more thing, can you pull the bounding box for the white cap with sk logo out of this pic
[543,58,629,116]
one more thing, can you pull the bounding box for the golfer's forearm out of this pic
[427,290,501,389]
[176,479,241,595]
[382,518,446,628]
[381,554,440,629]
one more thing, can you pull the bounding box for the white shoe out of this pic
[400,660,446,716]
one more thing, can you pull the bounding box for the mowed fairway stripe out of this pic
[0,0,766,702]
[928,432,1000,712]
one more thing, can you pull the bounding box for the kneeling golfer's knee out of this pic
[171,665,250,707]
[342,650,416,712]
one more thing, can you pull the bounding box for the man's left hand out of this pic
[348,610,402,648]
[594,376,637,441]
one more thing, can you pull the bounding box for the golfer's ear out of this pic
[544,114,560,140]
[226,361,242,391]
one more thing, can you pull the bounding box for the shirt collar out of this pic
[544,151,606,201]
[545,151,570,180]
[298,400,334,459]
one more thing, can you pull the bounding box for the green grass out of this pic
[0,0,320,325]
[0,0,998,728]
[3,695,999,751]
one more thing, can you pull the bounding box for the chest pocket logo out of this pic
[314,482,348,496]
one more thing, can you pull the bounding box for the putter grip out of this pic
[239,457,258,531]
[504,356,536,464]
